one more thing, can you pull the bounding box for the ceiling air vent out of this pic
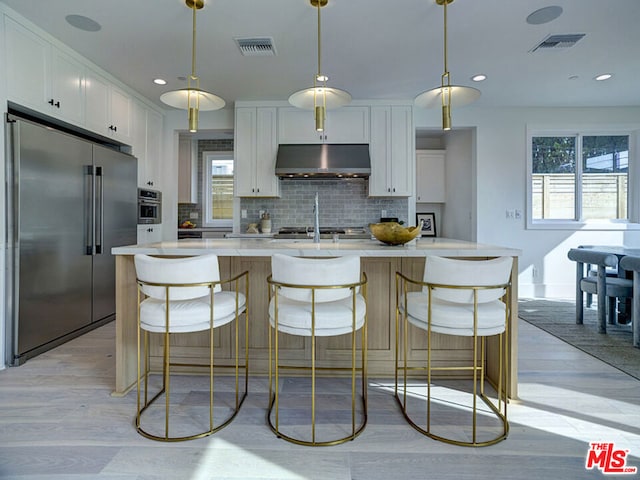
[235,37,277,56]
[530,33,585,52]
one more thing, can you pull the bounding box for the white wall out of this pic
[415,105,640,298]
[442,128,474,241]
[161,109,235,240]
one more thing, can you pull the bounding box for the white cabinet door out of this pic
[85,69,111,136]
[277,106,369,144]
[255,107,279,196]
[85,69,132,143]
[234,107,257,196]
[416,150,446,203]
[109,85,132,143]
[132,100,162,189]
[50,49,85,125]
[5,17,84,125]
[145,108,162,189]
[137,225,163,244]
[235,107,280,197]
[132,100,147,188]
[369,105,413,197]
[5,16,50,113]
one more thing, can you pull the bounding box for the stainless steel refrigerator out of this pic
[5,114,138,365]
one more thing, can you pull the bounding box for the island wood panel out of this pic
[316,257,399,375]
[230,256,306,365]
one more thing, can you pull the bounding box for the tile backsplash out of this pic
[240,179,407,231]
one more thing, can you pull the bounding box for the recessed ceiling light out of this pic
[594,73,613,81]
[471,74,487,82]
[153,78,167,85]
[65,14,101,32]
[526,6,563,25]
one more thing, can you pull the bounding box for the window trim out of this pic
[202,150,234,228]
[526,125,640,231]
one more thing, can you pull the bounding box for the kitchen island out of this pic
[112,237,521,397]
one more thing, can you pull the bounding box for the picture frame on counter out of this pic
[416,212,436,237]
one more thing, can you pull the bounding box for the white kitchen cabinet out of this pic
[277,106,369,144]
[85,68,132,144]
[137,225,163,244]
[416,150,446,203]
[132,100,162,189]
[5,16,84,125]
[235,107,280,197]
[369,105,413,197]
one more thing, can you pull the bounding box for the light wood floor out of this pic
[1,318,639,479]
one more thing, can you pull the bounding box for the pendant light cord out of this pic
[317,1,322,78]
[191,3,197,80]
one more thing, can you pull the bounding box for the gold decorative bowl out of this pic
[368,221,423,246]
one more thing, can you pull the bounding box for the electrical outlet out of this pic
[532,266,538,279]
[189,212,199,219]
[505,209,514,219]
[241,209,247,219]
[381,210,387,218]
[515,209,522,219]
[259,210,265,218]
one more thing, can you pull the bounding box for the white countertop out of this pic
[113,237,521,257]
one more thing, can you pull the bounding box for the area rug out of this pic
[518,298,640,380]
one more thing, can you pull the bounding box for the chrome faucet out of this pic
[313,192,320,243]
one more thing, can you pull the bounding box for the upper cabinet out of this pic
[85,69,132,144]
[416,150,446,203]
[235,106,280,197]
[5,16,84,125]
[132,99,163,189]
[277,106,370,144]
[369,105,414,197]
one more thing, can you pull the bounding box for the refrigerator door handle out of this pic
[85,165,94,255]
[95,166,104,254]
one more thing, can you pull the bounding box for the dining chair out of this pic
[267,253,368,446]
[395,255,513,447]
[134,254,249,441]
[567,248,632,334]
[618,255,640,348]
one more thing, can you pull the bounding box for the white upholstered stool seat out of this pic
[405,292,507,336]
[268,295,366,336]
[267,253,368,446]
[395,255,513,447]
[134,254,249,442]
[140,291,246,333]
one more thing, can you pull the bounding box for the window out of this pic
[203,151,234,227]
[527,129,637,229]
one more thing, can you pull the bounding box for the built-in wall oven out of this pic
[138,188,162,224]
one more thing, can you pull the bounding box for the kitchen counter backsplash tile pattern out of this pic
[240,179,407,232]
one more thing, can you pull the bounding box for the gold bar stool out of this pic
[267,254,368,446]
[134,254,249,442]
[395,256,512,447]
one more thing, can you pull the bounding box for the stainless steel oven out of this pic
[137,188,162,224]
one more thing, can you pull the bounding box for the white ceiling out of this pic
[2,0,639,110]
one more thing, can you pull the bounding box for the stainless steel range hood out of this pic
[275,144,371,179]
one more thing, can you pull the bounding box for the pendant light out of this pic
[160,0,225,132]
[288,0,351,132]
[414,0,479,131]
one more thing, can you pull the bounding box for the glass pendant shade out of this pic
[414,85,481,109]
[288,87,351,111]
